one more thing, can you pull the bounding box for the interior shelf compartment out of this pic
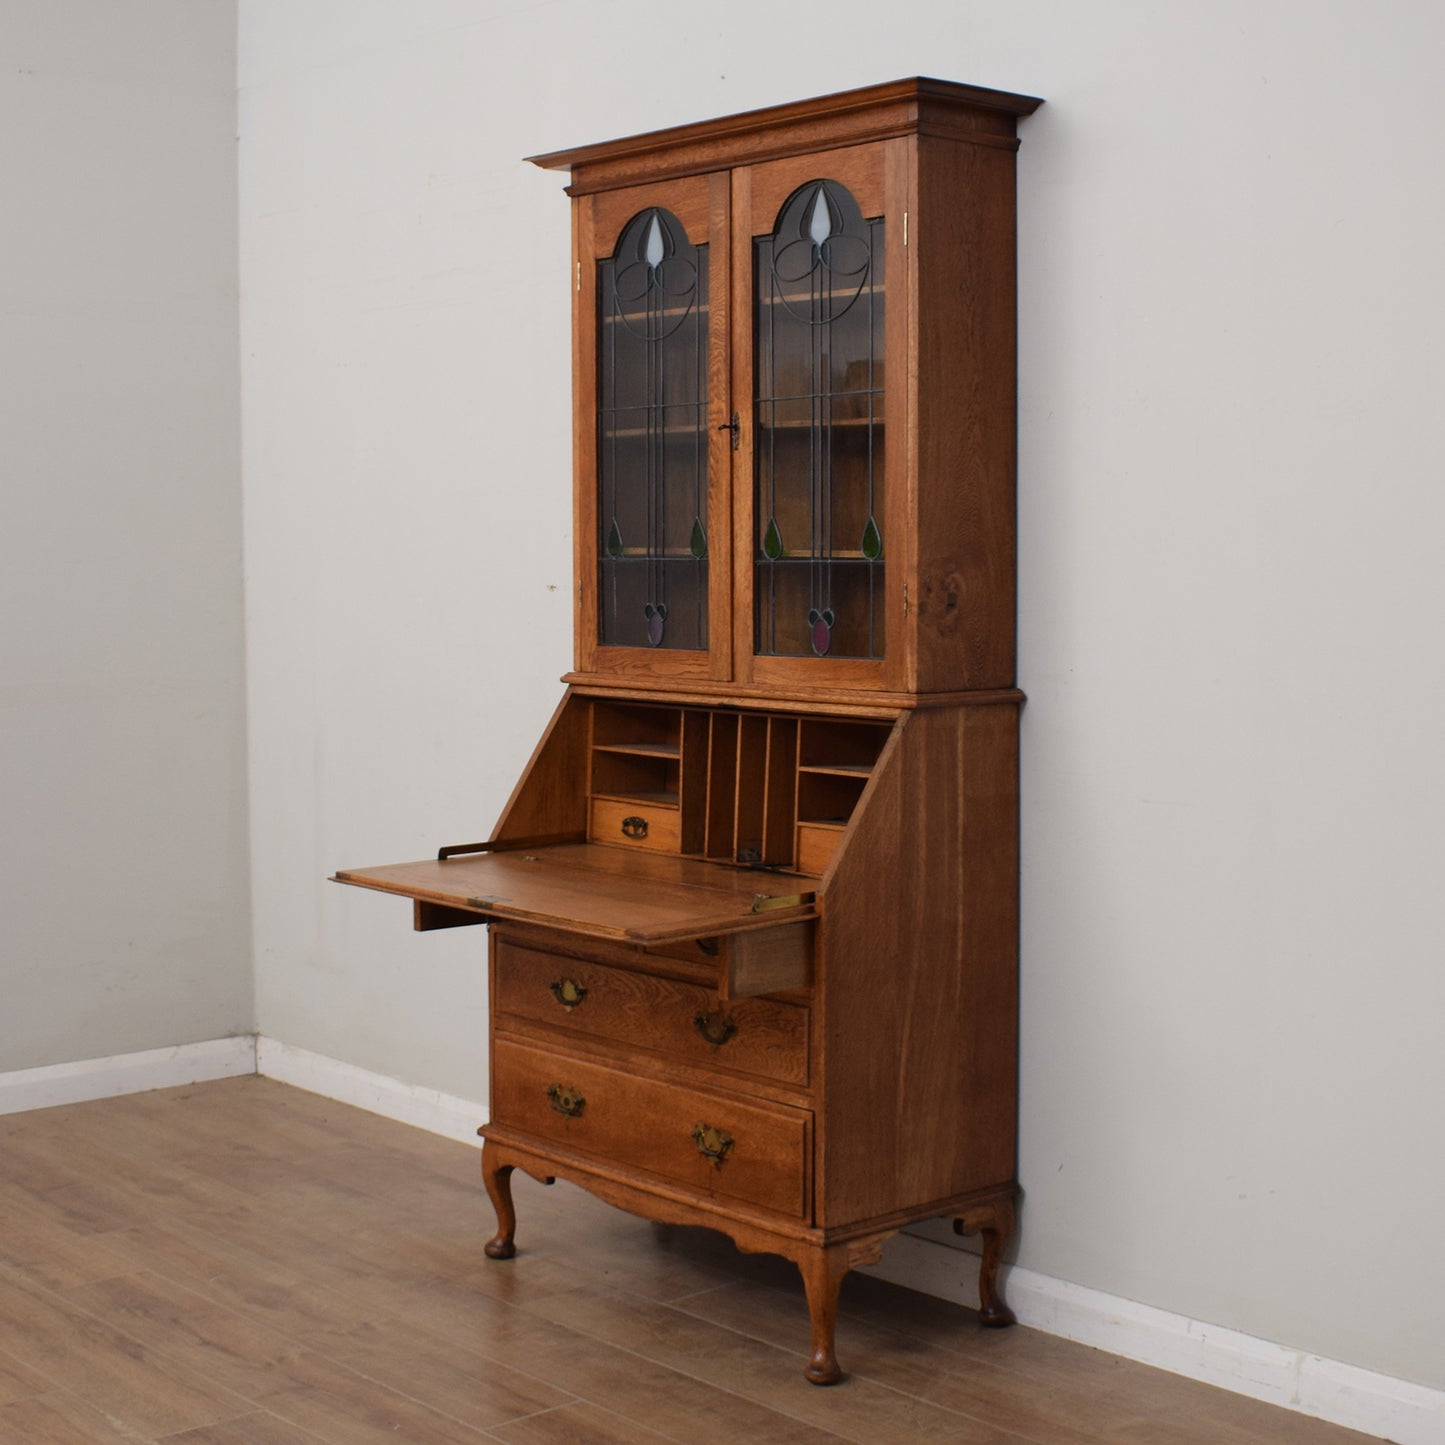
[586,699,890,876]
[796,769,868,826]
[588,701,683,811]
[797,717,892,774]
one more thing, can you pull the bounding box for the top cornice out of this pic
[527,77,1043,195]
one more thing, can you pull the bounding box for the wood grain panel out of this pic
[814,702,1019,1224]
[335,841,815,944]
[912,134,1021,690]
[491,1037,810,1217]
[494,934,810,1086]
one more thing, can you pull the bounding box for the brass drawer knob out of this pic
[620,815,648,839]
[549,978,588,1011]
[693,1012,737,1047]
[691,1122,733,1167]
[546,1083,585,1118]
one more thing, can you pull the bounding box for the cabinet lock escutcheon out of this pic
[546,1083,586,1118]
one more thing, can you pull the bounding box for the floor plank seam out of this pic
[0,1079,1389,1445]
[508,1287,1037,1445]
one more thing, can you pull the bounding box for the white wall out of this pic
[0,1,251,1070]
[239,0,1445,1396]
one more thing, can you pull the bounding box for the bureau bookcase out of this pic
[336,77,1040,1384]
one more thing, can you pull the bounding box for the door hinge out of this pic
[903,211,909,247]
[575,260,581,292]
[903,582,909,616]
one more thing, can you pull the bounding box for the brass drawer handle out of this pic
[620,815,648,839]
[549,978,588,1011]
[546,1083,585,1118]
[693,1012,737,1047]
[691,1123,733,1167]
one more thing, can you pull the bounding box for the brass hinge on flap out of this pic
[750,891,810,914]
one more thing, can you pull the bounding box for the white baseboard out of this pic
[864,1234,1443,1445]
[254,1035,486,1147]
[4,1037,1439,1442]
[0,1036,257,1116]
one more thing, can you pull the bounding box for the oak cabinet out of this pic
[335,77,1039,1384]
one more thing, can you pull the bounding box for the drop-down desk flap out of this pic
[332,842,817,998]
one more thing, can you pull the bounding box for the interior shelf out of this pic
[584,699,892,874]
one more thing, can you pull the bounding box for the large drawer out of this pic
[494,936,809,1088]
[491,1037,810,1218]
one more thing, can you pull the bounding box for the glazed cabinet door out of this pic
[732,141,910,693]
[576,173,733,683]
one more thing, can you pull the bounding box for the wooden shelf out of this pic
[593,741,681,759]
[591,790,679,808]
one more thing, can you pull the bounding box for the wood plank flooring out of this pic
[0,1078,1380,1444]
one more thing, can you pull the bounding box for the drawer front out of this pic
[795,822,843,876]
[492,1037,809,1217]
[589,797,681,853]
[495,937,809,1087]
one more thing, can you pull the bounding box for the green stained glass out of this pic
[606,519,624,559]
[763,517,784,560]
[689,517,707,559]
[861,516,882,560]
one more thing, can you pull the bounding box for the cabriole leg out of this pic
[954,1189,1018,1327]
[799,1245,851,1385]
[481,1143,517,1260]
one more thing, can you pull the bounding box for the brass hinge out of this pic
[903,211,909,247]
[575,261,581,292]
[750,891,809,914]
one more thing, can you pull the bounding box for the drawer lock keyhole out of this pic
[546,1083,586,1118]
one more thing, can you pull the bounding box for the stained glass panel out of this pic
[597,208,709,650]
[754,181,885,660]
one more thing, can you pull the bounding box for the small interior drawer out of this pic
[589,796,681,853]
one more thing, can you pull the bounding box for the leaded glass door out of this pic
[576,175,731,681]
[735,143,906,691]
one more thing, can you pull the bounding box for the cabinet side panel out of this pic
[816,704,1018,1226]
[492,691,589,840]
[913,136,1020,691]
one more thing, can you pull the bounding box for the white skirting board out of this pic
[862,1235,1443,1445]
[2,1036,1440,1443]
[253,1036,485,1147]
[0,1036,257,1115]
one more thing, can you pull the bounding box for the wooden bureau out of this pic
[335,78,1039,1384]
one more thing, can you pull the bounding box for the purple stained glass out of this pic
[809,609,834,657]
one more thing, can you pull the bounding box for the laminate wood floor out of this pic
[0,1077,1380,1444]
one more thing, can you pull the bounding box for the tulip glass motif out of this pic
[754,180,885,660]
[597,208,708,650]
